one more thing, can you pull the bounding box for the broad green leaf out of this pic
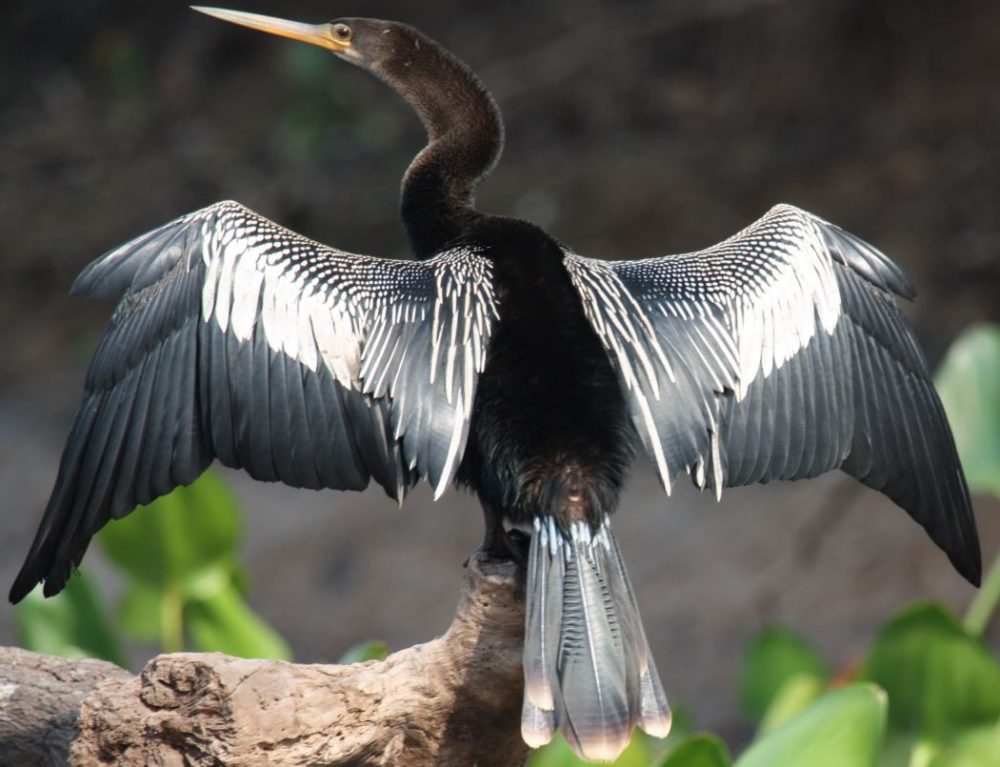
[339,640,390,664]
[965,552,1000,638]
[186,583,292,660]
[909,740,942,767]
[936,323,1000,636]
[665,705,695,744]
[739,627,828,723]
[928,720,1000,767]
[934,322,1000,498]
[758,673,825,733]
[526,731,652,767]
[230,561,250,596]
[861,603,1000,738]
[117,581,163,641]
[118,572,234,644]
[526,735,578,767]
[878,733,921,767]
[736,684,886,767]
[15,575,126,666]
[656,734,732,767]
[602,732,654,767]
[98,469,241,591]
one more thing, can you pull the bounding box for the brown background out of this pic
[2,0,998,745]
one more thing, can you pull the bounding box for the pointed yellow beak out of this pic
[191,6,351,52]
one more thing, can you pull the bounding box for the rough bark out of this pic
[0,647,131,767]
[0,554,528,767]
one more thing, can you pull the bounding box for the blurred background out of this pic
[1,0,998,747]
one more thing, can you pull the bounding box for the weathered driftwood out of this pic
[0,647,131,767]
[0,554,528,767]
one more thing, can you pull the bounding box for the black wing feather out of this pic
[11,200,496,602]
[565,204,980,585]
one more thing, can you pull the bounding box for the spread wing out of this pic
[12,200,497,600]
[564,204,980,584]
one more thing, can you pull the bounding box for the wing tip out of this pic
[431,472,449,501]
[8,555,70,604]
[8,530,59,604]
[8,570,37,605]
[932,469,981,588]
[775,202,916,300]
[952,541,982,588]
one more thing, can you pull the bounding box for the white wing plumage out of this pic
[564,204,979,584]
[12,200,498,599]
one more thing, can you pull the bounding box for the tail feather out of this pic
[558,524,636,759]
[523,516,560,710]
[604,524,672,738]
[520,697,556,749]
[639,653,672,737]
[521,515,671,761]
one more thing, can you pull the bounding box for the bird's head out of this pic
[191,5,504,256]
[191,7,419,75]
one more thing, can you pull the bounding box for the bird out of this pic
[9,6,981,762]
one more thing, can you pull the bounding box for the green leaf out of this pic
[95,470,291,659]
[117,581,163,641]
[525,734,578,767]
[934,322,1000,498]
[735,684,886,767]
[338,640,390,664]
[98,469,241,592]
[928,720,1000,767]
[656,734,732,767]
[526,731,652,767]
[739,627,829,723]
[186,583,291,660]
[861,603,1000,738]
[654,705,696,758]
[665,705,695,742]
[98,470,252,652]
[14,574,126,667]
[758,674,826,734]
[965,552,1000,637]
[604,733,655,767]
[878,733,921,767]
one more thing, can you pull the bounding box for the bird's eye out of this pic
[332,23,352,41]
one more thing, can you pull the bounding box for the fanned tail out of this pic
[522,515,671,761]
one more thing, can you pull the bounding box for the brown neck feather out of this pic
[374,27,504,257]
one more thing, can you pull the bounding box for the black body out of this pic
[455,217,634,528]
[366,19,634,531]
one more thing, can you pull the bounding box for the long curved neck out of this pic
[375,31,504,258]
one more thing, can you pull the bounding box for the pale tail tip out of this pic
[521,725,555,750]
[640,709,673,739]
[521,698,555,749]
[572,731,633,763]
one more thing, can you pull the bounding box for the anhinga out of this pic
[10,6,981,762]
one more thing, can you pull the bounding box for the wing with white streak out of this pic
[11,200,497,600]
[563,204,980,585]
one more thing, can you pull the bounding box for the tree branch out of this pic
[0,554,528,767]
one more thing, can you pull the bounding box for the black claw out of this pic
[506,528,530,565]
[478,499,531,568]
[479,526,525,564]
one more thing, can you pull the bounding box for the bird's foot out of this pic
[478,526,530,568]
